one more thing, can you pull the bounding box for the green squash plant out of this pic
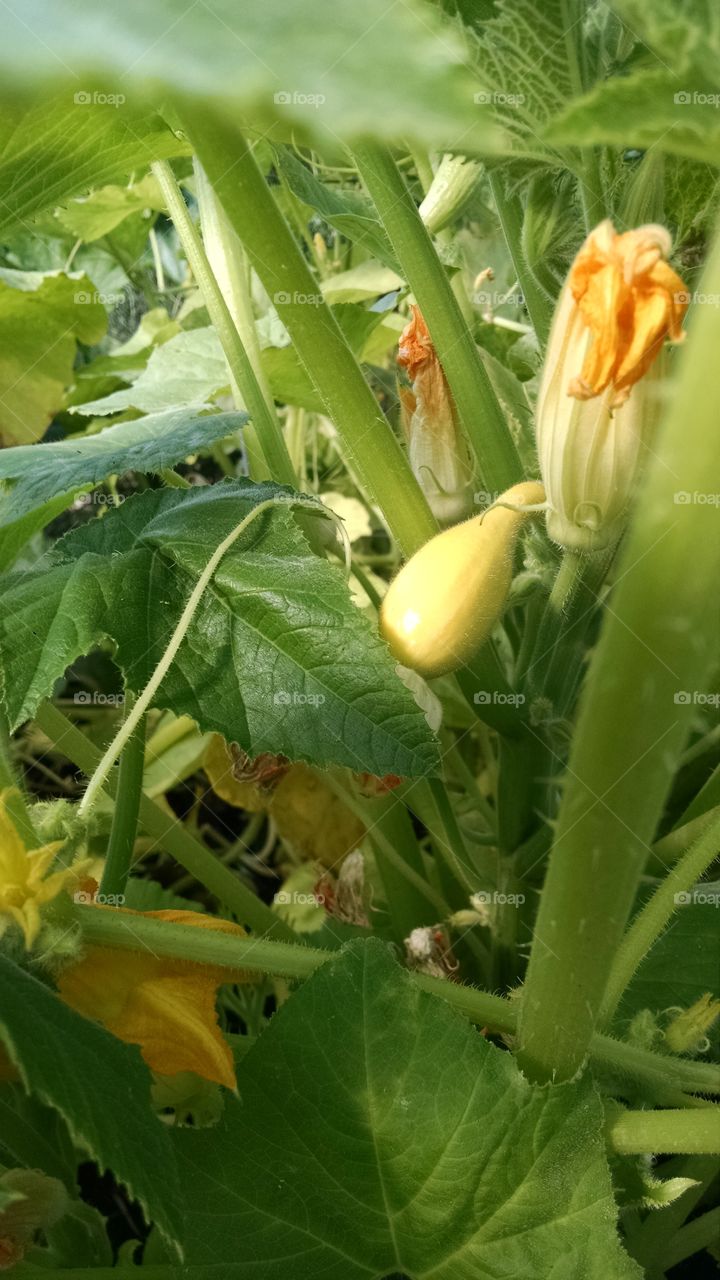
[0,0,718,1275]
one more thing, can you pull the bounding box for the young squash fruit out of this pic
[380,480,545,678]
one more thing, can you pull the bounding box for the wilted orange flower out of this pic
[58,908,250,1088]
[566,220,686,408]
[536,219,688,550]
[397,306,472,523]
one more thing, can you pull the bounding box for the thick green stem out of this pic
[599,811,720,1027]
[352,140,521,494]
[179,113,436,558]
[151,160,296,488]
[518,223,720,1083]
[34,702,294,941]
[99,703,146,899]
[608,1107,720,1155]
[487,171,553,344]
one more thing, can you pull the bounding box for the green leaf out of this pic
[0,482,439,777]
[0,269,106,445]
[0,954,183,1249]
[545,69,720,167]
[609,0,719,81]
[0,0,503,153]
[170,939,639,1278]
[0,409,246,570]
[0,97,188,240]
[70,328,230,417]
[274,147,399,270]
[321,261,404,304]
[55,173,165,242]
[468,0,575,169]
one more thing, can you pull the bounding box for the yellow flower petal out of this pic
[0,790,90,950]
[58,908,250,1088]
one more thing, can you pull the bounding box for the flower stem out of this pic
[151,160,296,489]
[517,223,720,1083]
[178,112,437,558]
[0,715,38,846]
[599,809,720,1027]
[487,171,554,344]
[352,140,521,494]
[34,701,295,941]
[99,701,146,900]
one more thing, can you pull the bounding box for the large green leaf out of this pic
[0,954,183,1249]
[0,269,106,445]
[0,482,439,777]
[545,0,720,166]
[0,408,246,570]
[169,940,638,1278]
[0,97,188,240]
[0,0,503,153]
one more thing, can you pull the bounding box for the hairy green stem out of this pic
[518,223,720,1083]
[607,1107,720,1155]
[71,905,720,1100]
[352,140,521,494]
[99,703,146,899]
[151,160,296,488]
[599,810,720,1027]
[34,701,294,941]
[487,171,553,343]
[179,112,436,557]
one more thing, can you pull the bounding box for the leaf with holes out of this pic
[0,481,440,777]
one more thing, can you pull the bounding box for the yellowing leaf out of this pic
[271,764,365,868]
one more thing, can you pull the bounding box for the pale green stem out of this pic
[79,497,324,816]
[599,810,720,1027]
[151,160,296,488]
[608,1107,720,1156]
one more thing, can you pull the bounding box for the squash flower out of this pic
[536,220,688,550]
[0,790,92,950]
[58,907,251,1089]
[398,306,473,524]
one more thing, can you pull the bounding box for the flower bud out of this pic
[380,480,545,678]
[418,154,481,234]
[536,220,688,551]
[398,307,473,525]
[664,993,720,1055]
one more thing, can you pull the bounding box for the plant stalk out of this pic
[352,140,521,494]
[178,112,437,558]
[99,701,146,900]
